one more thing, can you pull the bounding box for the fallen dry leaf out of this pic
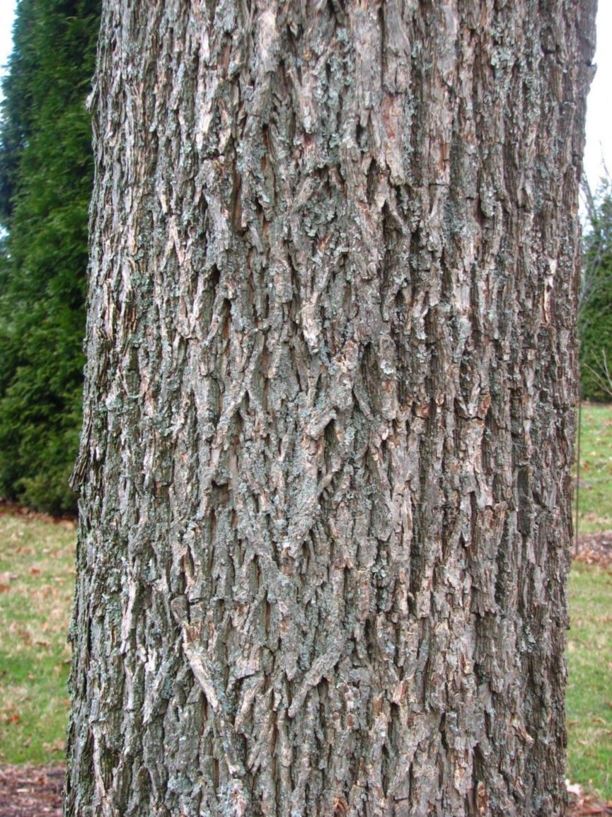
[567,779,612,816]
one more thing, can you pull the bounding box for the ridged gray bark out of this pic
[66,2,596,815]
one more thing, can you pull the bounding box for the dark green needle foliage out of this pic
[581,181,612,402]
[0,0,100,514]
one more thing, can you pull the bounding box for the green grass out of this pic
[577,403,612,534]
[0,405,610,796]
[0,513,74,763]
[567,562,612,799]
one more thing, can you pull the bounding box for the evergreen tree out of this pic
[0,0,100,514]
[580,179,612,401]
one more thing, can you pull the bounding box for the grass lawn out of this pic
[0,404,609,796]
[567,404,611,798]
[0,513,74,764]
[567,562,611,798]
[577,403,612,534]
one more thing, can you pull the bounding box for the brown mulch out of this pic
[0,500,76,527]
[0,764,609,817]
[567,784,612,816]
[0,766,64,817]
[573,530,612,569]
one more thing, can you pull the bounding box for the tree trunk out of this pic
[66,2,596,815]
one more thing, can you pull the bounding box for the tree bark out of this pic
[66,2,596,815]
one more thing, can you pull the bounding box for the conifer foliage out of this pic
[581,181,612,401]
[0,0,99,514]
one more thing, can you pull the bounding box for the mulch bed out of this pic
[567,784,612,816]
[0,501,76,528]
[0,766,64,817]
[573,530,612,569]
[0,764,609,816]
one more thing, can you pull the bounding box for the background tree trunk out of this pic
[66,2,596,815]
